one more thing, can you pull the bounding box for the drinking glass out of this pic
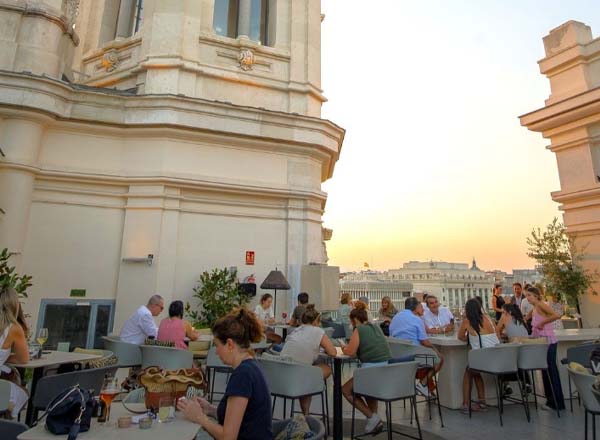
[36,328,48,353]
[158,397,175,423]
[281,312,288,323]
[99,377,120,423]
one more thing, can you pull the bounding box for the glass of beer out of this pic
[99,377,120,423]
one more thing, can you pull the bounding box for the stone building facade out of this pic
[521,21,600,327]
[0,0,344,345]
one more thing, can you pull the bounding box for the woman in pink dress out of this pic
[157,300,199,349]
[524,286,565,411]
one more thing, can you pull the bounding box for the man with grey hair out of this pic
[120,294,164,344]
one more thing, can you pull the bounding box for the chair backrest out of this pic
[0,379,11,411]
[344,323,353,339]
[101,336,142,367]
[388,339,418,359]
[123,387,145,404]
[32,365,118,410]
[353,361,420,401]
[251,337,269,351]
[206,347,230,369]
[323,327,335,339]
[258,358,324,398]
[517,343,549,370]
[593,387,600,408]
[56,342,70,352]
[140,345,193,369]
[567,343,600,368]
[567,367,600,412]
[468,344,519,374]
[0,419,29,440]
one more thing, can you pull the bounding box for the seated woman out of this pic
[341,302,391,435]
[496,303,528,342]
[157,300,199,349]
[254,294,282,344]
[458,298,499,414]
[178,308,272,439]
[378,296,398,322]
[337,293,352,324]
[0,287,29,420]
[280,305,337,415]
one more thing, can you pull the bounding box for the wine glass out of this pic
[36,328,48,354]
[281,312,288,324]
[99,376,120,423]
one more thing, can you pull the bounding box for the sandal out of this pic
[461,404,479,414]
[474,401,488,412]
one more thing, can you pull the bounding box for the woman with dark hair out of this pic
[341,301,391,435]
[491,284,505,322]
[496,303,528,341]
[254,293,282,344]
[280,304,337,414]
[525,286,565,411]
[178,308,272,439]
[157,300,198,349]
[458,298,499,413]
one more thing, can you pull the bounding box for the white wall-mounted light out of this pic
[122,254,154,266]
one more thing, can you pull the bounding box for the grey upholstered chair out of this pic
[323,327,335,339]
[0,379,11,413]
[568,366,600,440]
[140,345,193,369]
[272,415,326,440]
[351,361,421,440]
[561,342,600,412]
[517,343,559,419]
[258,358,329,435]
[0,419,28,440]
[32,365,118,423]
[468,344,527,426]
[387,338,417,360]
[206,347,232,403]
[101,335,142,368]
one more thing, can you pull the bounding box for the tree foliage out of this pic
[185,267,250,328]
[526,218,597,306]
[0,248,32,298]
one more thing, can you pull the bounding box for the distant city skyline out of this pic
[320,1,600,272]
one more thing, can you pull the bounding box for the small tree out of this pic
[526,218,598,308]
[185,267,251,328]
[0,248,32,298]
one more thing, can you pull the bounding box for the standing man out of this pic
[389,297,444,396]
[511,282,524,308]
[422,295,454,335]
[120,294,164,344]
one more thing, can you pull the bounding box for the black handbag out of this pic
[40,385,95,440]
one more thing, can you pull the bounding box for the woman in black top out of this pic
[491,284,505,322]
[178,308,272,440]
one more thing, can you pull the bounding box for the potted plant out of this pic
[527,218,598,326]
[185,267,251,330]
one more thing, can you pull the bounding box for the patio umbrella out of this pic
[260,268,291,316]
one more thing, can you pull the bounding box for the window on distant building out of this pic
[213,0,272,46]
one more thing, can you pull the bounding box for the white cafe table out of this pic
[18,402,203,440]
[429,328,600,410]
[9,351,102,426]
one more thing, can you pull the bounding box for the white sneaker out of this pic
[415,381,430,397]
[364,414,382,434]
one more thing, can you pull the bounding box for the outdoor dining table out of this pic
[8,350,102,426]
[17,402,203,440]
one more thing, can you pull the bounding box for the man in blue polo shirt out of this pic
[390,297,444,396]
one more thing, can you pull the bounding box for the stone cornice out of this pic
[0,71,345,179]
[0,0,79,45]
[519,85,600,134]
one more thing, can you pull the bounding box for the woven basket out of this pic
[139,367,205,411]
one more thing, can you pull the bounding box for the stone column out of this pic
[237,0,251,38]
[115,0,136,38]
[0,118,44,270]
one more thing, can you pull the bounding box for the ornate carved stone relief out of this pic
[99,50,120,72]
[238,49,255,71]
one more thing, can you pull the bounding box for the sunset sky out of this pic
[319,0,600,273]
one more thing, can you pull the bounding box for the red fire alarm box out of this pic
[245,251,255,265]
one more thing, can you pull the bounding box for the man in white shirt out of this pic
[120,294,164,344]
[422,295,454,334]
